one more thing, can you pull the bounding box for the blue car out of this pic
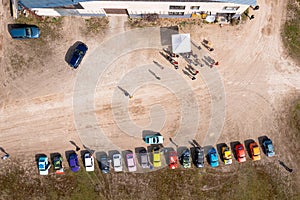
[9,25,40,39]
[263,139,275,157]
[208,147,219,168]
[69,153,80,172]
[69,43,88,68]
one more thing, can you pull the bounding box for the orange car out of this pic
[249,142,261,161]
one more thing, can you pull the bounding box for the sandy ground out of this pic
[0,0,299,175]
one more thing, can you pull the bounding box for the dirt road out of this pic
[0,0,299,176]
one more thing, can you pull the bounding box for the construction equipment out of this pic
[201,39,214,51]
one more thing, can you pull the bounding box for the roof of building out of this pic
[20,0,257,9]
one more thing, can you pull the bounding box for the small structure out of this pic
[171,34,191,54]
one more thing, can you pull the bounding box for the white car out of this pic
[126,153,137,172]
[113,153,123,172]
[38,156,51,175]
[84,153,94,172]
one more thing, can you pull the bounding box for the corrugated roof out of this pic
[20,0,256,9]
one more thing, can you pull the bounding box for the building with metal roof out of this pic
[19,0,257,19]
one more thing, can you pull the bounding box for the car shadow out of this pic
[142,130,160,142]
[177,146,188,165]
[164,147,175,165]
[122,150,133,169]
[216,143,227,163]
[190,146,196,165]
[108,150,120,161]
[135,147,147,166]
[50,152,62,164]
[258,135,269,155]
[80,150,90,166]
[202,145,213,164]
[65,41,84,65]
[35,153,47,169]
[65,150,76,162]
[230,141,241,160]
[244,139,255,158]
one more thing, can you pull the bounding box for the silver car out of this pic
[113,153,123,172]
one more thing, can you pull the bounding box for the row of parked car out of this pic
[37,136,275,175]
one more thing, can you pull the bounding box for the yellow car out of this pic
[222,146,232,165]
[152,146,161,167]
[250,142,261,161]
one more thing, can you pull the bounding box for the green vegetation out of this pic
[16,15,63,42]
[282,0,300,64]
[83,17,109,35]
[1,161,298,199]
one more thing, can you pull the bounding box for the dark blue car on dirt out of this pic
[69,43,88,69]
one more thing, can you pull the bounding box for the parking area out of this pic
[0,0,299,179]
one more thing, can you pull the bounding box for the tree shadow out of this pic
[216,143,227,162]
[258,135,269,155]
[230,141,241,160]
[244,139,255,158]
[64,41,84,65]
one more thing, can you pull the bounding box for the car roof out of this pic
[253,147,260,155]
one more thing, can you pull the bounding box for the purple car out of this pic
[69,153,80,172]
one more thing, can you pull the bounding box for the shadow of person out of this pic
[278,160,293,173]
[0,147,8,154]
[69,141,81,151]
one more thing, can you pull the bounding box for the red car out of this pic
[235,144,246,163]
[169,151,178,169]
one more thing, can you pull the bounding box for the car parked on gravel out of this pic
[68,42,88,69]
[69,153,80,172]
[208,147,219,168]
[194,147,204,168]
[53,154,64,174]
[139,149,149,169]
[181,149,191,168]
[169,151,178,169]
[113,153,123,172]
[222,146,233,165]
[126,153,137,172]
[38,156,51,175]
[263,139,275,157]
[235,144,246,163]
[152,146,162,167]
[144,134,164,144]
[84,153,95,172]
[9,25,40,39]
[99,155,110,174]
[250,142,261,161]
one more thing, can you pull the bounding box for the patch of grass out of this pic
[282,0,300,64]
[83,17,109,35]
[15,15,63,42]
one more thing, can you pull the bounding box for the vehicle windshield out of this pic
[25,27,31,37]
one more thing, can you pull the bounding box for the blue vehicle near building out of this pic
[9,25,40,39]
[68,42,88,69]
[208,147,219,168]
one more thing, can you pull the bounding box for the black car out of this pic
[99,155,110,174]
[194,147,204,168]
[69,42,88,68]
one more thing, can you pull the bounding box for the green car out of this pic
[53,155,64,174]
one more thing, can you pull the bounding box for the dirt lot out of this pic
[0,0,300,198]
